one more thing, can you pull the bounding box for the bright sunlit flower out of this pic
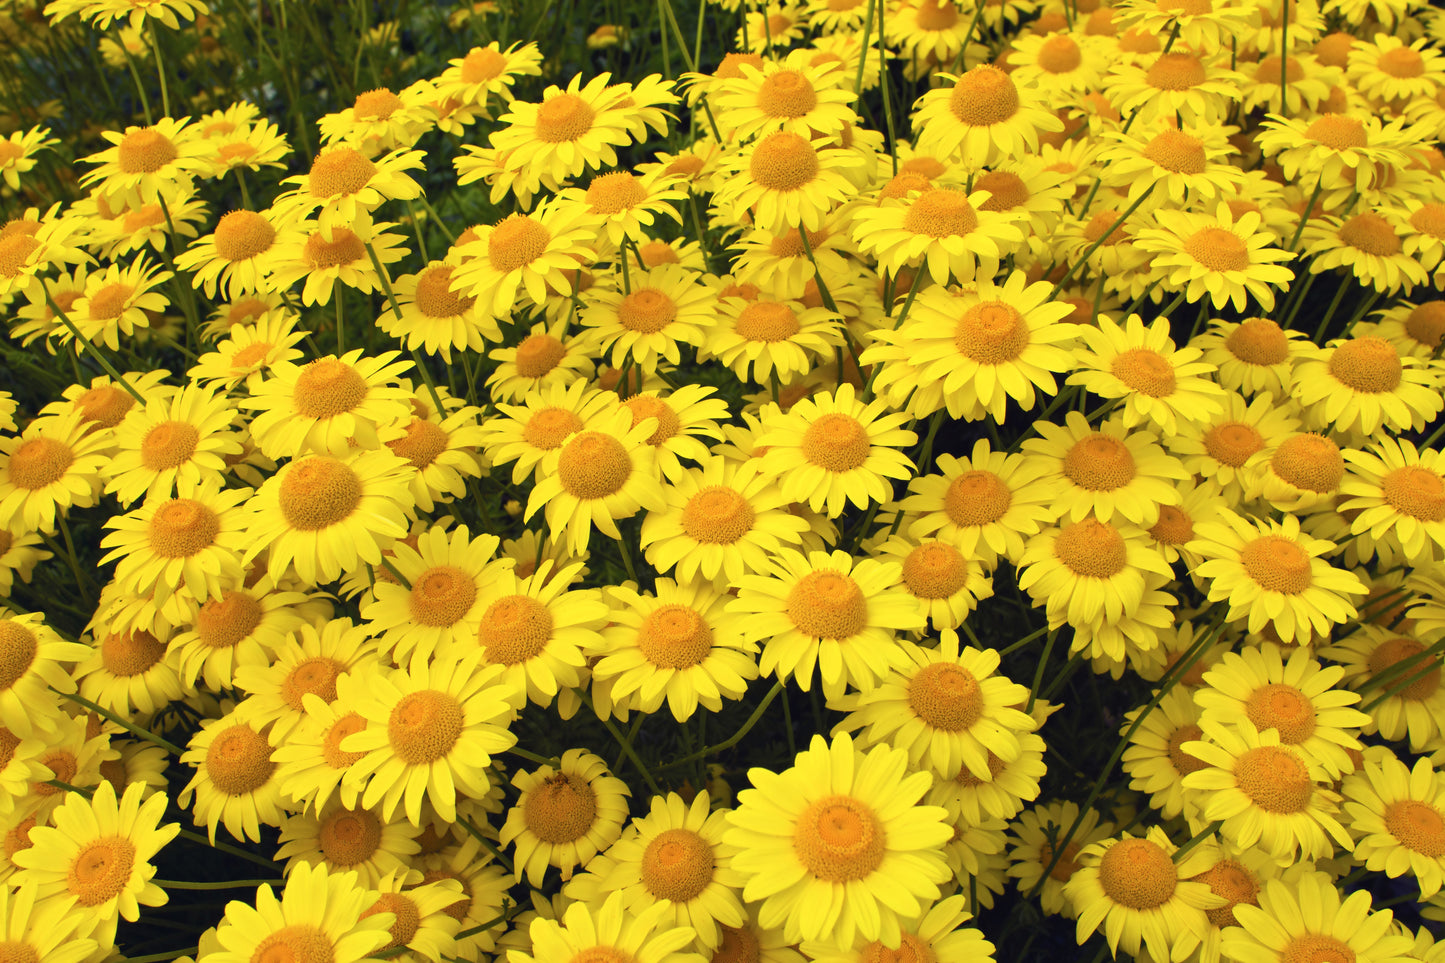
[241,350,414,459]
[1290,335,1444,437]
[500,748,632,885]
[910,65,1063,168]
[1134,203,1295,312]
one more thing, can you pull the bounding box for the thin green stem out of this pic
[148,20,170,117]
[1172,820,1222,863]
[458,816,515,875]
[53,516,93,607]
[334,293,345,354]
[121,46,153,125]
[1279,0,1290,115]
[998,625,1049,658]
[46,286,144,403]
[506,745,559,766]
[1288,179,1325,253]
[798,227,839,313]
[854,0,876,97]
[579,692,662,794]
[1312,278,1352,342]
[661,681,785,769]
[55,688,185,756]
[154,878,281,890]
[862,268,926,401]
[1050,186,1155,301]
[1025,629,1057,714]
[379,557,412,589]
[175,828,282,872]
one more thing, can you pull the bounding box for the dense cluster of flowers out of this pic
[3,0,1445,960]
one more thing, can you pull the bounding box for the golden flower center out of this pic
[282,657,343,710]
[0,941,38,963]
[354,87,402,120]
[1245,683,1316,743]
[716,53,765,80]
[308,148,377,199]
[304,228,365,268]
[1098,838,1177,909]
[736,302,799,342]
[586,172,647,214]
[557,431,632,499]
[666,154,706,178]
[1366,638,1440,699]
[749,131,819,191]
[525,772,598,843]
[489,215,551,273]
[123,205,165,233]
[8,437,73,490]
[1194,858,1259,929]
[1280,935,1357,963]
[637,604,714,669]
[1185,227,1250,273]
[206,723,276,795]
[67,836,136,907]
[1038,35,1083,73]
[387,418,449,470]
[1166,723,1208,776]
[86,282,134,321]
[536,93,595,143]
[1055,518,1128,578]
[904,189,978,239]
[1224,318,1287,366]
[1142,129,1206,174]
[213,211,276,262]
[624,395,679,445]
[34,751,76,796]
[757,70,818,118]
[76,385,135,428]
[318,807,382,868]
[640,827,715,901]
[974,171,1029,212]
[148,498,220,558]
[681,486,756,544]
[415,264,474,317]
[1338,213,1400,257]
[801,412,871,471]
[908,662,983,732]
[949,66,1019,126]
[915,0,958,29]
[1384,799,1445,857]
[1382,466,1445,522]
[251,925,335,963]
[514,333,567,377]
[117,128,177,173]
[321,713,367,769]
[523,408,583,450]
[293,358,368,418]
[786,570,867,639]
[1392,305,1445,362]
[461,47,507,82]
[1328,337,1402,392]
[277,457,363,531]
[141,420,200,471]
[1306,114,1367,150]
[1379,46,1425,78]
[1083,211,1129,247]
[101,630,164,677]
[1240,535,1312,594]
[860,934,937,963]
[944,469,1012,526]
[954,301,1028,364]
[902,541,968,599]
[196,590,263,649]
[1111,347,1177,397]
[1204,422,1264,467]
[1062,434,1136,492]
[0,235,38,280]
[638,241,678,267]
[1234,744,1313,813]
[882,173,933,200]
[618,288,678,334]
[0,622,37,691]
[1147,52,1205,90]
[364,891,422,951]
[1408,203,1445,240]
[388,689,463,765]
[1271,434,1342,493]
[794,795,885,882]
[410,565,478,627]
[478,594,554,665]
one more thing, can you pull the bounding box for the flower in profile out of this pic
[197,118,292,178]
[581,264,717,371]
[1254,112,1416,198]
[272,145,424,239]
[0,410,111,535]
[0,206,90,300]
[243,448,415,587]
[189,311,308,393]
[1063,827,1220,963]
[524,406,666,555]
[594,578,758,722]
[342,651,516,826]
[730,548,925,699]
[500,748,632,885]
[1113,0,1256,55]
[450,199,600,318]
[317,86,436,154]
[12,780,178,953]
[756,382,916,516]
[179,708,287,844]
[0,528,50,598]
[1135,203,1296,312]
[241,349,414,458]
[1300,211,1429,295]
[0,126,57,191]
[1191,510,1365,645]
[1340,437,1445,564]
[852,185,1024,286]
[1221,873,1413,963]
[436,41,544,115]
[1097,120,1244,213]
[724,733,952,947]
[486,319,596,403]
[1120,688,1208,821]
[207,862,394,963]
[1102,50,1246,127]
[78,118,211,206]
[1290,335,1443,436]
[910,65,1063,168]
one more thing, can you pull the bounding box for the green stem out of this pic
[798,226,839,314]
[1279,0,1290,114]
[334,293,345,355]
[861,268,926,401]
[1172,820,1222,863]
[578,692,662,794]
[52,516,93,607]
[45,286,144,403]
[1360,640,1445,711]
[148,20,170,117]
[506,745,559,766]
[1288,179,1325,253]
[54,688,185,756]
[659,681,785,769]
[853,0,876,96]
[1025,629,1057,714]
[154,878,281,889]
[1312,278,1352,342]
[362,239,450,420]
[121,46,153,125]
[1050,185,1156,301]
[379,557,412,589]
[458,815,515,875]
[998,625,1049,658]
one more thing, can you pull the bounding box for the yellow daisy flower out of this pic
[730,547,925,699]
[0,612,89,739]
[74,626,184,721]
[1103,50,1246,127]
[1006,800,1115,918]
[1171,391,1299,505]
[0,880,97,963]
[342,650,516,826]
[1240,430,1346,514]
[851,185,1025,286]
[581,264,717,371]
[188,311,309,392]
[1290,335,1443,436]
[178,706,287,843]
[1063,826,1221,963]
[168,572,313,691]
[705,294,843,386]
[713,130,863,235]
[1238,52,1341,117]
[871,533,993,630]
[317,86,436,154]
[1017,515,1175,627]
[241,349,414,459]
[266,212,409,306]
[1097,119,1244,213]
[0,411,110,534]
[1348,34,1445,103]
[1342,747,1445,897]
[172,206,296,300]
[500,748,632,885]
[483,379,621,485]
[272,145,424,239]
[1134,203,1296,312]
[0,126,57,191]
[1300,211,1429,295]
[910,65,1063,169]
[714,52,857,140]
[274,797,420,887]
[802,893,995,963]
[1114,0,1258,53]
[1120,687,1209,821]
[103,382,242,506]
[1254,112,1416,199]
[619,385,730,484]
[0,528,50,597]
[86,188,210,261]
[486,319,598,403]
[208,862,394,963]
[384,383,487,514]
[198,118,292,178]
[1221,872,1413,963]
[232,616,379,741]
[560,168,688,248]
[65,255,172,351]
[1341,437,1445,565]
[932,728,1045,825]
[723,732,952,947]
[1321,624,1445,753]
[450,199,601,318]
[78,118,211,207]
[0,204,88,300]
[1005,32,1110,95]
[376,260,503,362]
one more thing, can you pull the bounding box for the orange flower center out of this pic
[1234,744,1313,813]
[1193,858,1259,929]
[944,469,1012,526]
[914,0,958,29]
[513,333,567,377]
[617,288,678,333]
[321,713,367,769]
[0,621,37,691]
[786,570,867,639]
[735,302,800,342]
[1379,46,1425,78]
[363,891,422,951]
[1055,518,1128,578]
[1255,55,1305,85]
[67,837,137,907]
[522,408,583,451]
[536,93,595,143]
[0,235,38,280]
[1385,799,1445,857]
[902,541,968,599]
[1111,347,1177,397]
[277,456,363,531]
[1204,422,1264,467]
[293,358,368,418]
[461,47,507,83]
[303,228,365,268]
[954,301,1028,364]
[477,594,554,664]
[1366,637,1440,699]
[1062,434,1136,492]
[636,603,714,668]
[1382,466,1445,522]
[1240,535,1312,594]
[681,486,756,544]
[1146,52,1205,90]
[354,87,402,120]
[1142,129,1206,174]
[414,264,474,317]
[557,431,632,499]
[76,385,135,428]
[409,565,477,627]
[948,66,1020,126]
[1271,434,1342,493]
[1338,213,1400,257]
[624,395,679,445]
[757,70,818,118]
[908,662,983,731]
[1166,723,1208,776]
[308,147,377,199]
[1404,301,1445,349]
[794,795,885,881]
[117,128,178,173]
[388,689,463,764]
[141,420,200,470]
[974,171,1029,212]
[8,436,76,490]
[489,214,551,274]
[749,131,819,191]
[386,418,449,470]
[1098,838,1177,909]
[213,210,276,261]
[101,629,164,677]
[1327,337,1402,392]
[206,723,275,795]
[801,412,871,471]
[641,827,715,901]
[251,925,335,963]
[1246,683,1317,743]
[525,772,597,843]
[282,657,344,709]
[1036,34,1083,73]
[147,498,220,558]
[586,172,647,214]
[904,189,978,239]
[195,590,263,649]
[1185,227,1250,272]
[1305,114,1367,150]
[319,806,382,866]
[86,282,135,321]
